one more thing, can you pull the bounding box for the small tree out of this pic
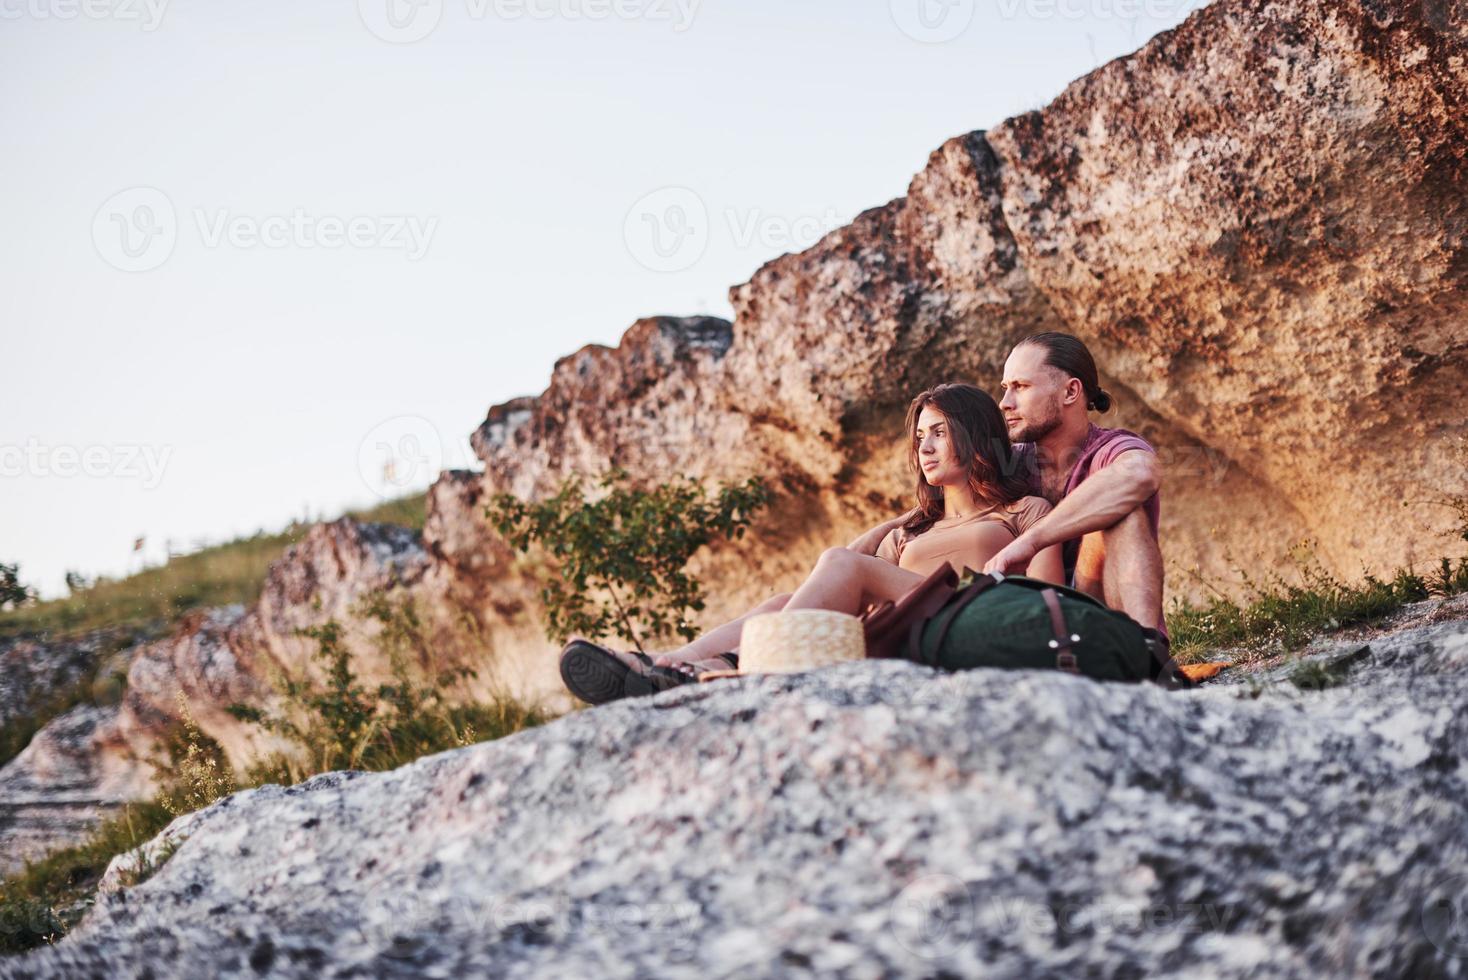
[0,562,34,611]
[485,470,770,653]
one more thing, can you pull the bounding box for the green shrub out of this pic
[230,590,552,785]
[0,563,34,611]
[154,692,235,817]
[486,470,770,652]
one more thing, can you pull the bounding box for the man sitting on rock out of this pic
[978,331,1168,649]
[848,332,1168,650]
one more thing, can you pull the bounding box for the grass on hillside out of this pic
[0,494,427,770]
[1167,540,1468,665]
[0,494,426,642]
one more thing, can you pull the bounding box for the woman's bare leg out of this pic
[785,547,924,614]
[656,549,924,669]
[652,593,792,667]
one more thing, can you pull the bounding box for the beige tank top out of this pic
[875,496,1052,578]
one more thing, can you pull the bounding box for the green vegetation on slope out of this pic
[0,494,426,642]
[0,585,551,956]
[1167,541,1468,665]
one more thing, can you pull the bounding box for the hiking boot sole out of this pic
[559,640,668,705]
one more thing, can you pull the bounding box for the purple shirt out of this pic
[1011,424,1161,588]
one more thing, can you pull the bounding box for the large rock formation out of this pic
[4,0,1465,881]
[473,0,1467,602]
[8,596,1468,978]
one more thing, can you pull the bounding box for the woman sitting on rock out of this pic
[558,382,1064,705]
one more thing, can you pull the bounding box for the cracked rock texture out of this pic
[7,598,1468,978]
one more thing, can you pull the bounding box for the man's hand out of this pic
[983,533,1040,575]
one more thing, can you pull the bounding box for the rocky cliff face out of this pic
[473,0,1467,600]
[3,0,1465,881]
[8,596,1468,978]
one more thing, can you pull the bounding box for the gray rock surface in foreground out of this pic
[6,607,1468,979]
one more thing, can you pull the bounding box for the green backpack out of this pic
[895,571,1185,687]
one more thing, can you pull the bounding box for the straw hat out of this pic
[736,608,867,674]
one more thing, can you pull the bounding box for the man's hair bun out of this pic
[1018,332,1112,416]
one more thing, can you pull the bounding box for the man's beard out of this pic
[1011,408,1062,444]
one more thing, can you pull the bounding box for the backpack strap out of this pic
[906,572,1006,666]
[1039,587,1081,674]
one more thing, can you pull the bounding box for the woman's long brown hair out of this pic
[900,383,1031,537]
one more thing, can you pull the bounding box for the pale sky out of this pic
[1,0,1205,599]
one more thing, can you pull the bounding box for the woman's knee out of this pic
[815,546,857,570]
[756,592,793,613]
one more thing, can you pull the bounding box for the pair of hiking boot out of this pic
[558,639,739,706]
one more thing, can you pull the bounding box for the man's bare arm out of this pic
[1023,450,1160,551]
[846,509,916,556]
[984,451,1160,574]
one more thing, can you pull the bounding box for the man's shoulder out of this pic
[1087,424,1157,459]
